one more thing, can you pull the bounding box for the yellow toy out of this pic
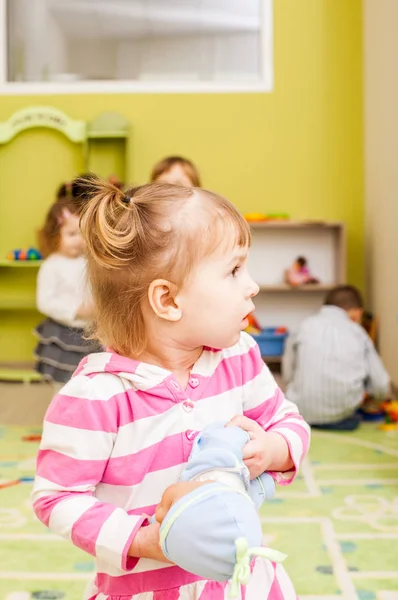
[379,400,398,431]
[244,213,290,223]
[244,213,267,222]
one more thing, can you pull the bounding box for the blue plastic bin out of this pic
[251,327,288,357]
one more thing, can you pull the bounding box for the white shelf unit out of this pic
[247,221,346,355]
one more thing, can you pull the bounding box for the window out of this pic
[0,0,273,93]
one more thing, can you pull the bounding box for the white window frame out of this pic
[0,0,273,95]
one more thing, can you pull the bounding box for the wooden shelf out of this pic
[87,131,128,139]
[0,261,40,309]
[248,220,343,229]
[258,284,335,293]
[0,260,42,268]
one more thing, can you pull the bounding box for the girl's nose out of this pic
[249,278,260,298]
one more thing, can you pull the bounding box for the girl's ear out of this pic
[147,279,182,322]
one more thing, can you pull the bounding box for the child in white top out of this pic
[34,200,99,383]
[32,179,310,599]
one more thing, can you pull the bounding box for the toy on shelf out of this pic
[379,400,398,431]
[285,256,319,286]
[244,213,290,223]
[6,248,42,261]
[244,213,267,222]
[263,213,290,222]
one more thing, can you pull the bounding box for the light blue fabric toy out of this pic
[159,422,287,596]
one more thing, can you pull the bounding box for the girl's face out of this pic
[155,163,194,187]
[171,240,259,350]
[58,213,84,258]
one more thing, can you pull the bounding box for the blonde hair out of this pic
[151,156,202,187]
[76,177,250,358]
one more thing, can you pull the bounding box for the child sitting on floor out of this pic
[282,285,390,430]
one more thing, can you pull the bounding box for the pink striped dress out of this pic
[32,332,310,600]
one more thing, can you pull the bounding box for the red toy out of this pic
[245,313,262,334]
[6,247,42,261]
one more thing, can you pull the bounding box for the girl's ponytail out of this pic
[74,175,145,270]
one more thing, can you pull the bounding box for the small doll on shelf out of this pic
[285,256,319,286]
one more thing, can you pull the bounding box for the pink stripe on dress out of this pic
[45,394,121,432]
[96,567,203,596]
[73,356,89,377]
[71,502,116,555]
[37,443,187,491]
[33,491,93,527]
[101,434,187,486]
[267,576,285,600]
[268,563,297,600]
[127,504,157,517]
[153,588,180,600]
[243,388,285,427]
[270,420,310,458]
[36,449,107,488]
[194,346,262,400]
[128,387,179,420]
[45,386,178,431]
[198,580,227,599]
[104,354,140,375]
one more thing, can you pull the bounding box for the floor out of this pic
[0,381,54,426]
[0,383,398,600]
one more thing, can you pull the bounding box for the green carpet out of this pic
[0,424,398,600]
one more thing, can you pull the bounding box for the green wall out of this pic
[0,0,363,362]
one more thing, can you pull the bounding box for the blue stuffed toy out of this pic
[158,422,286,597]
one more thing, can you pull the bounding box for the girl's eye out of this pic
[231,265,240,277]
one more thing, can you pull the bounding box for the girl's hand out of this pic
[128,521,171,563]
[226,415,270,478]
[155,481,211,524]
[226,415,293,479]
[129,481,212,562]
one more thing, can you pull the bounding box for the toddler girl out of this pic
[34,200,99,384]
[32,179,310,599]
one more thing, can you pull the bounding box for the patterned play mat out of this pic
[1,424,398,600]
